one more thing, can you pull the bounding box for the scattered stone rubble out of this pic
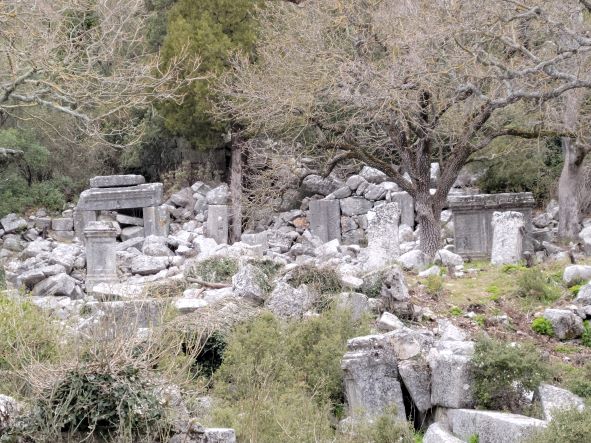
[1,169,591,441]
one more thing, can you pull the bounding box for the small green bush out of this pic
[561,363,591,399]
[568,284,583,296]
[7,363,168,442]
[212,308,369,441]
[531,317,554,336]
[582,321,591,348]
[449,306,463,317]
[424,275,444,296]
[186,257,238,283]
[516,268,561,303]
[524,408,591,443]
[468,435,480,443]
[501,263,527,273]
[472,337,549,412]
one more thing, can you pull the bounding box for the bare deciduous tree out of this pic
[0,0,201,146]
[215,0,591,256]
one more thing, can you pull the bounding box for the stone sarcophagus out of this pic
[447,192,535,259]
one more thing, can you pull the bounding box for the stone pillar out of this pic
[390,192,414,228]
[359,202,400,270]
[309,199,341,243]
[84,221,118,291]
[207,205,229,245]
[143,205,169,237]
[491,211,524,265]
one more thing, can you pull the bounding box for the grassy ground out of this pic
[408,257,591,399]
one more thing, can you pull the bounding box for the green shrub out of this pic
[524,408,591,443]
[449,306,463,317]
[468,435,480,443]
[0,175,72,216]
[501,263,527,273]
[212,308,369,441]
[560,363,591,399]
[582,321,591,348]
[472,337,549,412]
[424,275,444,296]
[516,268,561,303]
[359,269,387,298]
[568,284,583,296]
[6,362,169,442]
[186,257,238,283]
[531,317,554,336]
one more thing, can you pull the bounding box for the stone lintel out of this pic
[90,174,145,188]
[447,192,535,211]
[77,183,163,211]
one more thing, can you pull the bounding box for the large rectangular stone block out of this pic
[90,174,145,188]
[448,192,535,259]
[207,205,229,245]
[390,192,414,227]
[77,183,163,211]
[309,199,341,243]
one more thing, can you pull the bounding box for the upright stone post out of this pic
[359,202,400,270]
[207,205,229,245]
[309,199,341,243]
[490,211,524,265]
[390,192,414,228]
[74,209,97,242]
[84,221,118,291]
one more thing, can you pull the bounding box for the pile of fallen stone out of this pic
[340,315,585,443]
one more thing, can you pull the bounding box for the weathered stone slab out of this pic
[359,203,400,270]
[536,384,585,421]
[51,218,73,231]
[341,334,406,420]
[491,211,524,265]
[447,409,546,443]
[428,340,475,408]
[116,213,144,226]
[90,174,145,188]
[309,199,341,243]
[206,205,229,245]
[390,192,414,227]
[77,183,163,211]
[143,205,169,237]
[423,423,463,443]
[448,192,535,259]
[84,221,118,290]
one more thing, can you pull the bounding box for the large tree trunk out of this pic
[558,138,585,239]
[415,191,442,257]
[229,138,243,244]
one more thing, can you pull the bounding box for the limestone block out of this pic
[543,309,585,340]
[174,298,208,314]
[0,213,27,234]
[563,265,591,286]
[121,226,144,241]
[309,199,341,243]
[77,183,163,211]
[51,218,73,231]
[491,211,524,265]
[131,255,169,276]
[398,359,432,412]
[340,197,373,216]
[359,202,401,270]
[390,192,415,227]
[206,184,230,205]
[536,384,585,421]
[116,213,144,226]
[341,334,406,420]
[376,312,405,332]
[384,327,435,360]
[85,221,118,289]
[206,205,229,245]
[336,292,369,322]
[90,174,145,188]
[301,174,344,196]
[423,423,463,443]
[241,232,269,249]
[396,250,430,272]
[359,166,388,184]
[447,409,546,443]
[574,283,591,305]
[265,282,315,318]
[232,264,267,304]
[428,340,475,408]
[32,273,83,299]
